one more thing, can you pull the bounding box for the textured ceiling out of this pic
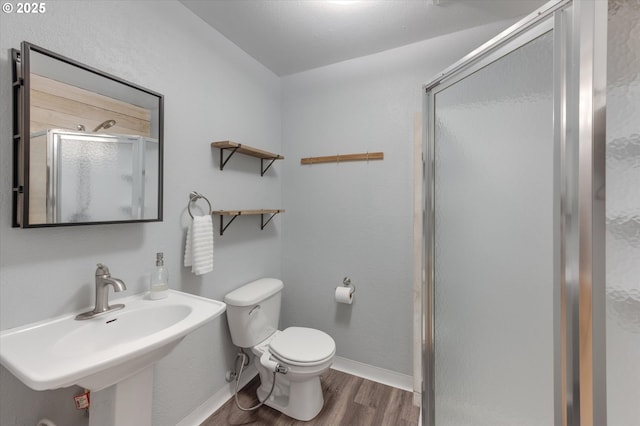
[180,0,548,76]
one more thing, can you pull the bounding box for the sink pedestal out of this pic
[89,366,154,426]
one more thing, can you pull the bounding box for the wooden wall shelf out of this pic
[211,141,284,176]
[300,151,383,165]
[212,209,284,235]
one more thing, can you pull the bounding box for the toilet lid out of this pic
[269,327,335,365]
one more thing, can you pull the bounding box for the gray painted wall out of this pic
[0,2,281,425]
[0,1,515,424]
[279,21,514,375]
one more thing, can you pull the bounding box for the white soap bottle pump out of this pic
[150,252,168,300]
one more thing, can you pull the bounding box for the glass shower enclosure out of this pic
[420,0,634,425]
[429,27,555,426]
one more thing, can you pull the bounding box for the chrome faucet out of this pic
[75,264,127,320]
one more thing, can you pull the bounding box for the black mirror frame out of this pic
[12,42,164,228]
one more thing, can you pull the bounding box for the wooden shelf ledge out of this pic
[211,141,284,175]
[211,142,283,160]
[300,152,383,165]
[213,209,284,216]
[212,209,284,235]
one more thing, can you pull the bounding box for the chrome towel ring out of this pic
[187,191,212,218]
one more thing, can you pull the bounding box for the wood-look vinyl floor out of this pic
[201,369,420,426]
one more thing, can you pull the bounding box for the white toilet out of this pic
[224,278,336,421]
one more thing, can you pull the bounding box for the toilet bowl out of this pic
[253,327,335,420]
[224,279,336,421]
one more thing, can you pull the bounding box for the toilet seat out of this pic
[268,327,335,367]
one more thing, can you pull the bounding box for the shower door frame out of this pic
[421,1,607,425]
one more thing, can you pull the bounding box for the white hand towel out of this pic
[184,215,214,275]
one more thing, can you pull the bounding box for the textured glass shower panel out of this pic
[606,0,640,423]
[142,139,159,219]
[56,136,135,222]
[433,31,554,426]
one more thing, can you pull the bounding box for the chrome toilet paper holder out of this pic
[342,277,356,294]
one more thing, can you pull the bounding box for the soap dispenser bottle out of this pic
[150,252,168,300]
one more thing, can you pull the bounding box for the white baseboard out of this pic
[176,364,258,426]
[330,356,414,392]
[178,357,417,425]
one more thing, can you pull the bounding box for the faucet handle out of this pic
[96,263,110,276]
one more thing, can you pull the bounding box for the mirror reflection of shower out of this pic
[75,119,117,133]
[66,119,119,222]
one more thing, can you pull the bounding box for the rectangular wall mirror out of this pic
[12,41,164,227]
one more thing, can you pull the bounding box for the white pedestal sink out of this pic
[0,290,226,426]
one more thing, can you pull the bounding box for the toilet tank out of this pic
[223,278,284,348]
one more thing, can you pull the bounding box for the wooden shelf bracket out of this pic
[218,144,241,171]
[211,141,284,175]
[261,158,278,176]
[217,213,239,236]
[212,209,284,235]
[261,210,280,230]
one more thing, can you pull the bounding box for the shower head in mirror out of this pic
[92,119,116,132]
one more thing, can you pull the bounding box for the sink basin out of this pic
[0,290,226,391]
[52,304,192,357]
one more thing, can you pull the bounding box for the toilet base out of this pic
[249,328,335,421]
[256,372,324,421]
